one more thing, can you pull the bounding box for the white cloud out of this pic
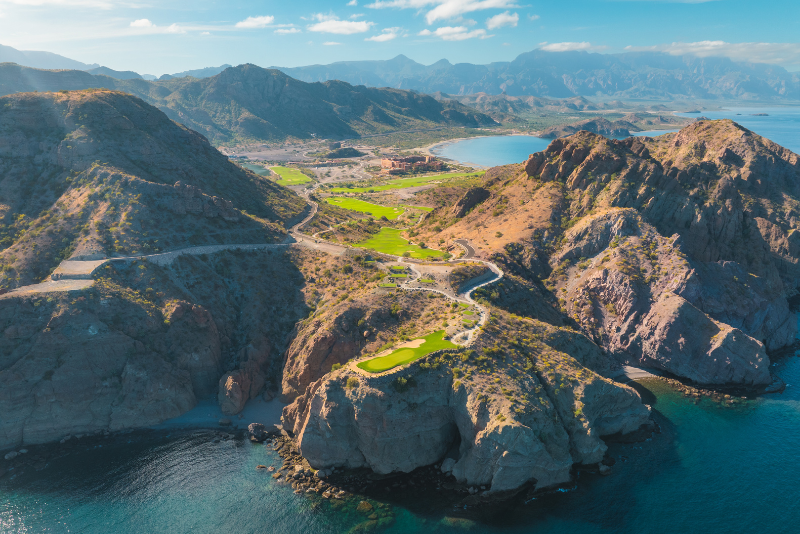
[366,0,519,25]
[166,23,184,34]
[235,15,275,29]
[625,41,800,68]
[130,18,153,28]
[539,41,594,52]
[418,25,490,40]
[308,17,374,34]
[366,27,400,41]
[486,10,517,30]
[323,41,342,45]
[347,0,358,4]
[527,13,539,21]
[275,27,301,34]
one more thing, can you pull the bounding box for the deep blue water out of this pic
[3,110,800,533]
[435,107,800,166]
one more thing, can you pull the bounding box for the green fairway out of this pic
[390,274,408,278]
[329,171,484,193]
[357,330,457,373]
[270,166,312,186]
[420,278,435,283]
[356,228,445,259]
[326,197,405,220]
[379,283,397,288]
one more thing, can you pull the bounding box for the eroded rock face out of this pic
[451,187,491,218]
[552,209,774,385]
[286,357,649,493]
[219,335,271,415]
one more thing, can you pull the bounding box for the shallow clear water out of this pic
[436,107,800,167]
[2,356,800,533]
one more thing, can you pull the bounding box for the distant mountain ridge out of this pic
[277,50,800,101]
[0,43,98,71]
[0,63,496,144]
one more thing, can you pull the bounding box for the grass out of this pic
[458,303,469,308]
[378,283,397,288]
[329,171,485,193]
[270,166,312,186]
[356,228,445,259]
[390,274,408,279]
[420,278,435,283]
[357,330,457,373]
[390,266,406,272]
[326,197,405,220]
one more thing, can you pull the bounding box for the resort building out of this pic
[380,155,443,174]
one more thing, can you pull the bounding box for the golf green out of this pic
[357,330,457,373]
[270,166,312,186]
[356,228,445,259]
[329,172,484,193]
[326,198,405,220]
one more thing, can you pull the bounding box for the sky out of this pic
[0,0,799,76]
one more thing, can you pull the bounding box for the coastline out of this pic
[423,132,542,168]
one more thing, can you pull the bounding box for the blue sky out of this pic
[1,0,799,75]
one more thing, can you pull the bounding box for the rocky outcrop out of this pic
[284,333,650,493]
[168,181,240,221]
[551,209,775,385]
[219,335,271,415]
[451,187,490,218]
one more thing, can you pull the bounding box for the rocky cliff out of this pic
[284,310,650,493]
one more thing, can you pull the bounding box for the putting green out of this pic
[326,197,405,220]
[356,228,445,259]
[357,330,457,373]
[329,172,484,193]
[270,166,312,186]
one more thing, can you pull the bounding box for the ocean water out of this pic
[435,107,800,167]
[2,356,800,534]
[3,110,800,533]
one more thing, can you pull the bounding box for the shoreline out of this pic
[422,132,542,168]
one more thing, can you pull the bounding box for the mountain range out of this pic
[277,51,800,101]
[0,62,496,144]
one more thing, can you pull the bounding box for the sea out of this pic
[3,108,800,534]
[434,106,800,168]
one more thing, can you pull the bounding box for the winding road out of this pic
[1,180,505,377]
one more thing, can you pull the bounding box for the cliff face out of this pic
[284,310,650,493]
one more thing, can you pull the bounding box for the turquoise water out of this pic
[433,135,551,168]
[436,108,800,167]
[2,356,800,533]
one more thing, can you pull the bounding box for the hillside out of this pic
[278,51,800,101]
[406,120,798,384]
[0,89,306,290]
[0,63,497,145]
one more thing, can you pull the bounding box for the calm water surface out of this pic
[437,107,800,167]
[2,355,800,533]
[3,110,800,533]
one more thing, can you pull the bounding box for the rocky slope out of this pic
[0,90,306,291]
[283,309,650,493]
[411,120,798,385]
[0,63,497,145]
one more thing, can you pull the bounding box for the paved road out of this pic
[453,239,476,259]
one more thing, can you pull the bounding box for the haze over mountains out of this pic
[0,63,495,144]
[278,51,800,100]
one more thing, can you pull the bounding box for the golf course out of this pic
[356,228,446,259]
[271,166,312,186]
[329,171,484,193]
[326,198,405,220]
[357,330,457,373]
